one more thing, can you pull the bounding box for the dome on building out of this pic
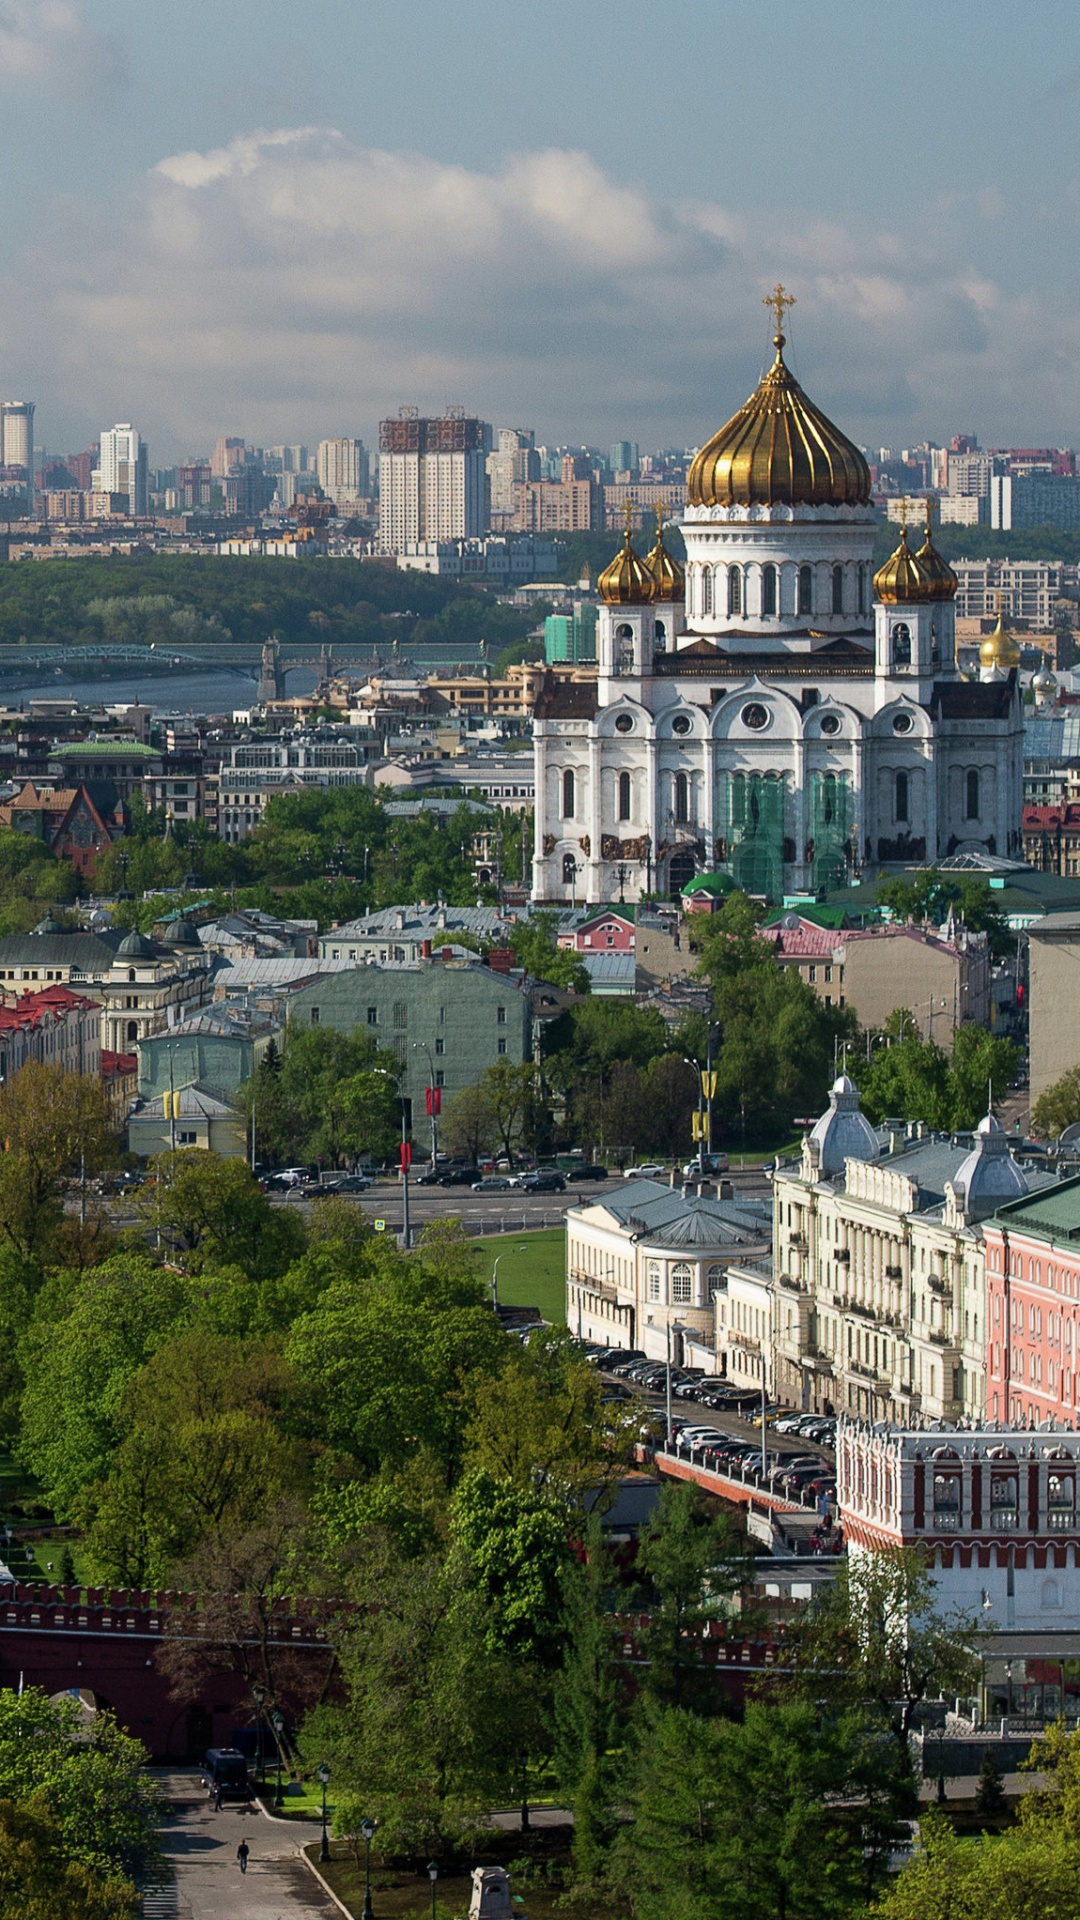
[914,499,958,602]
[117,929,156,959]
[1033,661,1058,696]
[873,523,933,605]
[979,599,1021,673]
[953,1111,1028,1219]
[597,516,656,606]
[808,1073,879,1176]
[31,915,64,937]
[167,917,202,948]
[643,507,685,603]
[686,296,872,511]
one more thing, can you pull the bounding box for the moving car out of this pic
[519,1171,567,1193]
[566,1164,609,1182]
[623,1164,665,1180]
[471,1175,514,1192]
[438,1167,477,1187]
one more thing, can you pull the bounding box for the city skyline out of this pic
[0,1,1077,457]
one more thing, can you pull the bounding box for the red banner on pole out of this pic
[400,1142,412,1170]
[425,1087,441,1116]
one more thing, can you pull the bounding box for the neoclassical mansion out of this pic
[532,295,1024,904]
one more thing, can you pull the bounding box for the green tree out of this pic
[975,1746,1007,1816]
[240,1025,402,1168]
[463,1326,634,1495]
[0,1690,159,1886]
[851,1020,1019,1130]
[132,1150,304,1274]
[441,1082,498,1165]
[1033,1065,1080,1140]
[635,1481,750,1710]
[873,1804,1080,1920]
[508,912,590,992]
[552,1519,627,1882]
[450,1469,575,1666]
[0,1062,116,1261]
[0,1797,138,1920]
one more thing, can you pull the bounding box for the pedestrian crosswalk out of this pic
[141,1885,193,1918]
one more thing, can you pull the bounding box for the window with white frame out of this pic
[671,1263,693,1304]
[648,1263,661,1301]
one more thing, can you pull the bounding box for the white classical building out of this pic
[533,297,1024,904]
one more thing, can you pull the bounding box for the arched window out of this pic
[615,622,634,675]
[858,563,867,615]
[654,619,666,651]
[562,853,578,886]
[648,1262,661,1301]
[701,568,713,615]
[892,622,912,667]
[128,968,136,983]
[966,769,980,820]
[727,568,742,616]
[126,1019,138,1043]
[671,1262,694,1304]
[832,564,844,614]
[562,768,575,818]
[618,770,631,822]
[761,564,777,617]
[895,770,909,823]
[798,565,813,616]
[674,772,689,824]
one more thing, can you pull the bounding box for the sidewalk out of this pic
[152,1770,341,1919]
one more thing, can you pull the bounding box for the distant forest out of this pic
[0,554,546,654]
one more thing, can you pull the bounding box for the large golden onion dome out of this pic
[686,286,872,510]
[643,505,685,602]
[597,512,656,605]
[979,595,1021,672]
[914,497,958,602]
[873,518,933,604]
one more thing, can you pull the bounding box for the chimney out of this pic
[395,911,405,931]
[442,946,453,960]
[420,939,432,959]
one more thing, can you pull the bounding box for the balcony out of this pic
[928,1330,954,1347]
[790,1233,809,1251]
[885,1263,904,1280]
[930,1511,960,1531]
[1048,1510,1077,1530]
[927,1274,950,1295]
[989,1509,1019,1530]
[849,1360,879,1380]
[835,1248,851,1265]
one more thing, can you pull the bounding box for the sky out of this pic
[1,0,1079,463]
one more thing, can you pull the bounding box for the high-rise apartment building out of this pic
[378,411,491,551]
[487,429,537,514]
[0,401,34,472]
[211,436,247,480]
[609,440,639,476]
[316,438,369,505]
[94,424,148,515]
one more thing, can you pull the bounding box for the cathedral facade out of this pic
[532,298,1024,905]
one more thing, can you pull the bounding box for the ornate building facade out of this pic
[533,293,1025,904]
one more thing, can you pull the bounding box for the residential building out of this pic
[378,412,491,550]
[439,662,547,722]
[953,559,1071,627]
[46,740,163,805]
[837,1418,1080,1672]
[143,754,206,827]
[137,1005,280,1104]
[769,1076,1049,1422]
[487,429,538,514]
[94,424,148,515]
[213,732,369,842]
[285,957,533,1112]
[0,917,212,1054]
[371,752,535,808]
[761,913,991,1039]
[992,474,1080,531]
[0,781,118,877]
[1028,914,1080,1103]
[127,1083,245,1158]
[565,1177,771,1358]
[1023,803,1080,875]
[395,535,557,578]
[982,1178,1080,1424]
[533,308,1023,907]
[557,909,636,953]
[1025,708,1080,808]
[544,606,598,665]
[318,903,521,966]
[316,437,369,507]
[602,482,687,527]
[510,478,599,532]
[0,400,34,473]
[210,436,247,479]
[0,984,100,1082]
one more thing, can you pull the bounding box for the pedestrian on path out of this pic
[237,1838,250,1875]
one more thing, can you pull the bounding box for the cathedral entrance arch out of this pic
[668,848,697,898]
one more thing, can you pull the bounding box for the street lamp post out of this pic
[318,1763,331,1864]
[665,1318,687,1446]
[427,1860,438,1920]
[413,1040,439,1172]
[270,1709,285,1810]
[360,1816,377,1919]
[682,1056,705,1174]
[251,1682,265,1785]
[375,1067,411,1248]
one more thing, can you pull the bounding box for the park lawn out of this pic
[477,1228,566,1325]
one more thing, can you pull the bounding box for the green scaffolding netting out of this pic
[718,771,786,899]
[810,772,850,891]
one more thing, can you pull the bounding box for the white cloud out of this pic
[0,0,118,92]
[8,125,1080,456]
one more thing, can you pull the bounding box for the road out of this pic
[148,1773,339,1920]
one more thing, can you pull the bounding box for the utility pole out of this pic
[168,1048,177,1155]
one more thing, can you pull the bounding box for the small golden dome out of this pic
[597,512,655,606]
[643,505,685,602]
[914,498,958,602]
[687,287,872,510]
[979,596,1021,671]
[873,519,933,604]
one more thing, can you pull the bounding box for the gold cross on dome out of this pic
[898,495,909,532]
[764,283,796,338]
[924,495,937,533]
[655,499,666,534]
[624,500,634,538]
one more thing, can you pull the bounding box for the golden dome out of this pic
[597,512,656,606]
[979,596,1021,672]
[687,286,872,510]
[914,497,958,602]
[873,518,933,604]
[644,505,685,602]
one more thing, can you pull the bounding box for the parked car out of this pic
[202,1749,251,1802]
[416,1168,444,1186]
[471,1175,514,1192]
[681,1154,730,1178]
[335,1173,372,1193]
[623,1164,665,1180]
[605,1350,649,1375]
[566,1164,609,1182]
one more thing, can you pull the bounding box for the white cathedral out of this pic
[532,293,1024,905]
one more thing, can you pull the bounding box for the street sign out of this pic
[374,1219,386,1232]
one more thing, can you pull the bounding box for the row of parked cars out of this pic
[671,1422,837,1502]
[581,1346,760,1411]
[771,1410,837,1447]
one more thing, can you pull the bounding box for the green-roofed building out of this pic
[681,872,736,914]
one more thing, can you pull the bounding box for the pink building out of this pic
[983,1177,1080,1425]
[557,910,635,952]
